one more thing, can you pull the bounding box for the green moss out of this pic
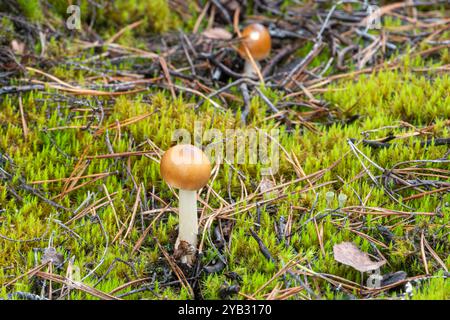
[0,17,15,44]
[46,0,180,35]
[0,2,449,301]
[1,66,449,299]
[17,0,44,22]
[412,272,450,300]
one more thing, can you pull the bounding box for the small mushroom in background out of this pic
[160,144,211,265]
[237,23,272,78]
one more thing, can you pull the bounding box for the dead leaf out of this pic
[333,242,386,272]
[381,271,407,287]
[202,28,233,40]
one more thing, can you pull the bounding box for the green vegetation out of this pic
[16,0,44,22]
[0,0,448,300]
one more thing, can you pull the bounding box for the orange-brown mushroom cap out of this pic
[237,23,272,61]
[160,144,211,191]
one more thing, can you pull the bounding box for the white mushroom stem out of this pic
[243,60,261,78]
[177,189,198,252]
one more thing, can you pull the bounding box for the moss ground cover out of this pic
[0,1,448,300]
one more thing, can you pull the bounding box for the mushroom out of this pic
[237,23,272,77]
[160,144,211,264]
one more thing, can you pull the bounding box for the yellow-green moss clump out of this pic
[1,66,449,299]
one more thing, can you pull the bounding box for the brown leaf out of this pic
[202,28,233,40]
[333,242,386,272]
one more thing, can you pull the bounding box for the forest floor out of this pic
[0,1,449,300]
